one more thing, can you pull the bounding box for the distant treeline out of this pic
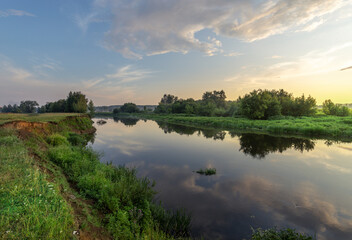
[1,91,95,116]
[146,89,350,119]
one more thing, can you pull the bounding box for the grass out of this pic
[0,128,75,239]
[0,113,80,125]
[250,227,315,240]
[131,113,352,141]
[195,168,217,176]
[46,134,191,239]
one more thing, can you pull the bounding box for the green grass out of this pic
[195,168,217,176]
[250,227,315,240]
[133,113,352,141]
[46,133,191,239]
[0,113,80,125]
[0,129,75,239]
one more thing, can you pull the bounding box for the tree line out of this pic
[2,91,95,116]
[148,89,349,119]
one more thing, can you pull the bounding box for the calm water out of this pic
[91,117,352,240]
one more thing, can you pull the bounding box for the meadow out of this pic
[129,113,352,141]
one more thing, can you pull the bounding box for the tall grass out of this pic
[47,133,191,239]
[0,129,74,239]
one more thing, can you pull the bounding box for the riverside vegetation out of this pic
[104,89,352,141]
[0,113,191,239]
[0,113,316,239]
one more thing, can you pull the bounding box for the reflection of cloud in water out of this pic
[145,165,352,240]
[108,139,151,156]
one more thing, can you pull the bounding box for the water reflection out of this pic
[157,121,315,158]
[92,118,352,240]
[236,133,315,159]
[113,117,140,126]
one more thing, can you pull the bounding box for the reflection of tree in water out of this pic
[113,117,140,126]
[156,122,226,140]
[236,133,315,159]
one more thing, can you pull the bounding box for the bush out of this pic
[47,134,69,146]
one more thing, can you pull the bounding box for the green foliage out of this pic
[196,168,217,175]
[202,90,226,108]
[120,103,140,113]
[46,134,69,146]
[2,101,38,113]
[143,114,352,141]
[113,108,120,114]
[66,91,88,113]
[67,132,87,146]
[19,100,39,113]
[0,130,74,239]
[151,204,191,238]
[238,89,281,119]
[238,89,317,119]
[250,227,314,240]
[322,99,350,116]
[47,138,191,239]
[88,100,95,117]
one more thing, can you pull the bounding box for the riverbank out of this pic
[104,113,352,142]
[0,113,190,239]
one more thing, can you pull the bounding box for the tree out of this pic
[238,89,281,119]
[19,100,39,113]
[322,99,350,116]
[88,100,95,117]
[202,90,226,108]
[322,99,336,115]
[160,94,178,105]
[113,108,120,115]
[120,103,140,113]
[65,91,88,113]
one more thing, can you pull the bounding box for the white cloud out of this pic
[299,19,326,32]
[225,41,352,89]
[82,0,350,58]
[0,54,152,105]
[0,9,35,17]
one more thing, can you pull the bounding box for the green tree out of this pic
[19,100,39,113]
[65,91,88,113]
[88,100,95,117]
[202,90,226,108]
[322,99,336,115]
[120,103,140,113]
[238,89,281,119]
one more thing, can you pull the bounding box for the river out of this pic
[91,117,352,240]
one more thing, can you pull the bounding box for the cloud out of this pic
[0,9,35,17]
[83,0,349,58]
[224,52,242,57]
[299,19,326,32]
[0,54,152,105]
[105,65,153,83]
[225,41,352,89]
[340,66,352,71]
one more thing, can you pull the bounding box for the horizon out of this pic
[1,0,352,106]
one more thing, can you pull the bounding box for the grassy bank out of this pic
[0,128,75,239]
[0,113,316,239]
[0,113,80,125]
[124,113,352,141]
[0,113,190,239]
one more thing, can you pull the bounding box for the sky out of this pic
[1,0,352,106]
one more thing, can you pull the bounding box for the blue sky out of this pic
[1,0,352,106]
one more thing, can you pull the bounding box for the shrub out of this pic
[47,134,69,146]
